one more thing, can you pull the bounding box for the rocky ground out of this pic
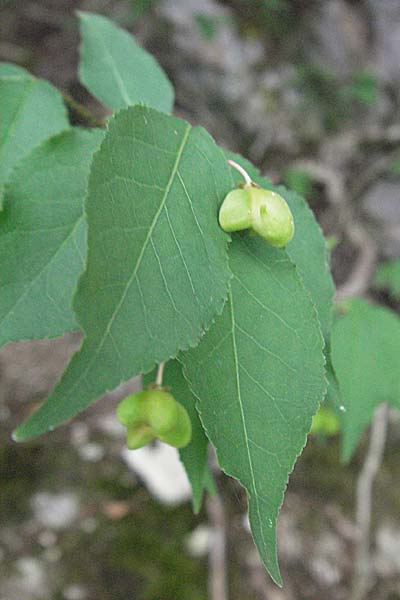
[1,1,400,598]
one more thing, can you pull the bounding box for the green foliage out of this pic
[375,259,400,301]
[78,11,174,113]
[130,0,160,21]
[226,153,334,340]
[0,75,68,204]
[194,13,219,40]
[181,234,326,585]
[0,128,104,345]
[283,168,313,199]
[144,362,212,514]
[295,66,378,132]
[389,151,400,175]
[295,64,345,132]
[0,62,31,78]
[2,11,337,585]
[117,389,192,449]
[235,0,295,40]
[13,105,232,441]
[332,299,400,462]
[343,71,378,106]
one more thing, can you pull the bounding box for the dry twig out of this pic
[207,490,229,600]
[351,404,389,600]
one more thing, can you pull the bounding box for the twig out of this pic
[155,362,165,387]
[227,159,252,187]
[62,92,106,128]
[351,403,389,600]
[335,222,377,300]
[291,159,378,299]
[207,490,229,600]
[291,160,344,206]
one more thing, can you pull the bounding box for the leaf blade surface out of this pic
[0,128,104,345]
[226,152,334,339]
[181,235,326,584]
[0,76,68,194]
[331,299,400,461]
[14,106,231,440]
[78,12,174,112]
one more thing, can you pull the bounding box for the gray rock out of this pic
[31,492,79,530]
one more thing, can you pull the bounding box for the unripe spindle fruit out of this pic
[220,159,295,247]
[117,389,192,450]
[219,185,294,247]
[249,187,294,247]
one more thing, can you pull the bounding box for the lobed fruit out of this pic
[117,389,192,450]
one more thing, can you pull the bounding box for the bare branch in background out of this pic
[292,156,388,600]
[335,222,377,301]
[351,403,389,600]
[291,158,378,300]
[207,490,229,600]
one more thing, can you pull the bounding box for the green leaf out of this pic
[331,299,400,462]
[344,71,378,106]
[375,259,400,301]
[283,167,313,199]
[0,128,104,346]
[0,63,31,78]
[0,76,68,204]
[78,11,174,113]
[144,360,211,513]
[226,152,334,340]
[181,235,326,585]
[323,345,343,416]
[14,105,231,441]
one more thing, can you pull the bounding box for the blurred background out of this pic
[1,1,400,598]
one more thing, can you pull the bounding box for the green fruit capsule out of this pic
[126,424,155,450]
[250,187,294,247]
[218,188,253,233]
[116,389,192,450]
[219,185,294,248]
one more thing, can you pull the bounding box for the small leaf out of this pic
[0,63,31,78]
[0,76,68,198]
[226,153,334,340]
[14,105,231,441]
[144,361,211,513]
[375,259,400,301]
[181,235,326,585]
[331,298,400,462]
[78,11,174,113]
[0,128,104,346]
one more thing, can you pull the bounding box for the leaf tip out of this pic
[11,427,25,443]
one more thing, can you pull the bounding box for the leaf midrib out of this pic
[0,215,84,338]
[0,78,36,171]
[63,122,192,398]
[98,29,132,106]
[228,288,268,553]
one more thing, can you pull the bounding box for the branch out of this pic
[291,159,378,299]
[207,489,229,600]
[62,92,106,129]
[155,361,165,387]
[335,223,377,301]
[351,403,389,600]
